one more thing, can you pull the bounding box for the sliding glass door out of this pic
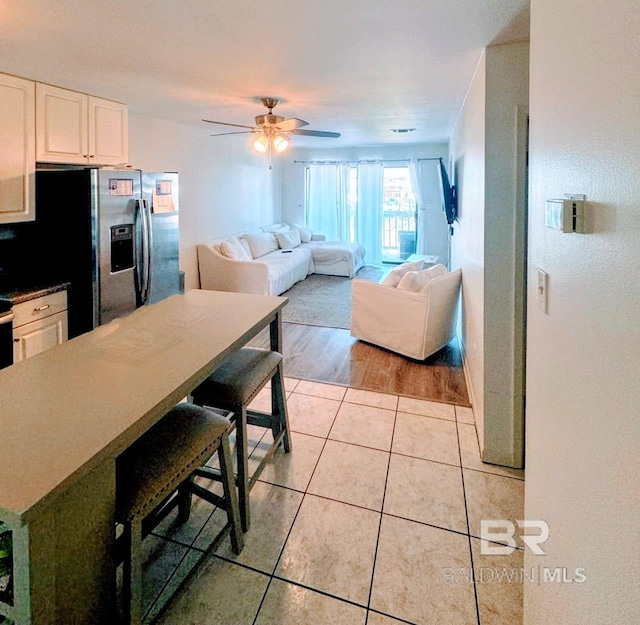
[382,167,417,262]
[304,162,417,265]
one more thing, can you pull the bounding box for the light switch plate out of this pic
[537,269,549,314]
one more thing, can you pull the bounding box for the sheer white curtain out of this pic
[355,161,384,265]
[304,163,349,240]
[409,158,428,254]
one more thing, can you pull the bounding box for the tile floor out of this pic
[136,379,525,625]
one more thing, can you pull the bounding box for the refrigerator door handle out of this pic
[142,198,153,305]
[135,199,145,302]
[135,199,153,306]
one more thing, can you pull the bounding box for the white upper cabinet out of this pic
[88,96,129,165]
[36,84,87,164]
[36,83,128,166]
[0,73,35,223]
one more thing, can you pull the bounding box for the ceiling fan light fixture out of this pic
[204,98,340,157]
[253,134,269,153]
[272,133,290,153]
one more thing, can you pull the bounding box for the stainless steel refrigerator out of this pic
[35,168,180,338]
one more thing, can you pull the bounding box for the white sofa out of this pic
[350,263,462,360]
[197,223,366,296]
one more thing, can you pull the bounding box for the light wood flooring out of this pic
[250,322,470,406]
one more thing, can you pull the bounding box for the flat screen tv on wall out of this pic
[437,158,457,225]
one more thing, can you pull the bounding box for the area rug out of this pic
[281,265,383,329]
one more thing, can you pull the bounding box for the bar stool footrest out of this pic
[246,409,281,429]
[186,480,227,510]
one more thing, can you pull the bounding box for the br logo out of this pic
[480,520,549,555]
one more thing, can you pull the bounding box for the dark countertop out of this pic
[0,281,71,306]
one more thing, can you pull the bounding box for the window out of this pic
[348,166,357,241]
[303,162,417,264]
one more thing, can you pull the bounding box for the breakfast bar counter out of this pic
[0,289,287,624]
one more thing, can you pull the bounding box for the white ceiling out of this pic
[0,0,529,147]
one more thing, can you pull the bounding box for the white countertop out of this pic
[0,289,286,523]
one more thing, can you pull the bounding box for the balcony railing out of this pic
[382,210,416,261]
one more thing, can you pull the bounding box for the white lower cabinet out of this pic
[12,291,68,363]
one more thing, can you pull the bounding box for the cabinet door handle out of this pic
[34,304,50,312]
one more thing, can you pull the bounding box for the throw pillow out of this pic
[397,269,434,292]
[276,229,301,249]
[219,236,251,261]
[424,263,448,279]
[241,232,279,258]
[238,238,253,258]
[263,223,291,234]
[380,260,424,287]
[293,223,313,243]
[275,224,291,234]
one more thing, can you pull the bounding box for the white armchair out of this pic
[350,266,462,360]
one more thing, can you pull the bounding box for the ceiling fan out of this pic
[203,97,340,155]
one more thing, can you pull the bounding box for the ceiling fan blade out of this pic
[202,119,258,130]
[290,128,341,138]
[275,117,309,131]
[209,131,256,137]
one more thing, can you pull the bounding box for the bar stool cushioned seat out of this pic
[116,403,243,625]
[194,347,283,404]
[191,347,291,532]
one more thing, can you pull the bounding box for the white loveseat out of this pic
[350,263,462,360]
[197,223,366,296]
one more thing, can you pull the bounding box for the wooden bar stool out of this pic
[190,347,292,532]
[116,403,243,625]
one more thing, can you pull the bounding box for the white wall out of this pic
[450,52,487,448]
[280,143,450,263]
[450,41,529,466]
[483,42,529,466]
[128,113,280,291]
[524,2,640,623]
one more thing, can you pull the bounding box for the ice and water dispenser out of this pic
[110,224,134,273]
